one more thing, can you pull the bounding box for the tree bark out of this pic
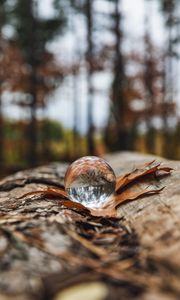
[0,152,179,300]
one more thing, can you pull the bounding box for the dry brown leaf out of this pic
[56,199,90,214]
[115,161,172,192]
[18,160,172,219]
[18,187,68,200]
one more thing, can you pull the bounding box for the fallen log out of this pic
[0,152,179,300]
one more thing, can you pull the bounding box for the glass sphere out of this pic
[64,156,116,208]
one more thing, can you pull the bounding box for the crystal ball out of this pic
[64,156,116,208]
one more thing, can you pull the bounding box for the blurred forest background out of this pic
[0,0,180,176]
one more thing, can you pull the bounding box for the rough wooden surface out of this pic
[0,152,179,300]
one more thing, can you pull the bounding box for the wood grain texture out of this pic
[0,152,179,300]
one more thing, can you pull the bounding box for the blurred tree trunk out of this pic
[70,2,80,159]
[143,6,156,154]
[27,0,38,166]
[28,69,38,167]
[159,0,179,158]
[161,59,171,157]
[0,37,4,168]
[111,0,129,150]
[8,0,67,166]
[72,69,79,158]
[85,0,95,155]
[0,94,3,168]
[0,2,6,169]
[162,0,174,159]
[13,0,39,166]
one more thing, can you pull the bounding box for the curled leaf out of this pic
[115,161,172,192]
[18,160,172,219]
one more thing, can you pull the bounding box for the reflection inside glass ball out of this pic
[64,156,116,208]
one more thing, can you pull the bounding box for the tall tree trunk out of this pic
[69,1,79,158]
[28,78,38,166]
[0,3,5,171]
[72,70,79,158]
[86,0,95,155]
[143,5,156,154]
[27,0,38,166]
[111,0,129,150]
[161,0,176,158]
[161,58,171,157]
[0,95,4,169]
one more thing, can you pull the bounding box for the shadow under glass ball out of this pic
[64,156,116,208]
